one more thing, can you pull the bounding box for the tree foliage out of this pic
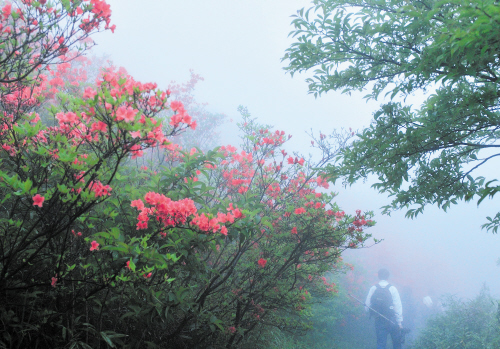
[283,0,500,231]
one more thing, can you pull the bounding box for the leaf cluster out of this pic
[284,0,500,230]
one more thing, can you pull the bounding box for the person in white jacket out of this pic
[365,269,403,349]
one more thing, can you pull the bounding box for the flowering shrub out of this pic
[0,1,374,348]
[125,109,374,348]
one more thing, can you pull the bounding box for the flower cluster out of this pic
[131,193,197,230]
[131,191,244,236]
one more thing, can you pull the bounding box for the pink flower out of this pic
[220,226,228,236]
[228,326,236,334]
[130,130,141,138]
[71,230,82,238]
[90,240,99,251]
[126,260,131,269]
[294,207,306,214]
[89,181,112,198]
[30,113,41,123]
[91,121,107,133]
[51,275,58,288]
[143,272,152,279]
[83,87,97,99]
[170,100,184,112]
[2,3,11,19]
[116,106,137,123]
[129,144,144,159]
[91,0,111,17]
[258,258,267,268]
[49,77,65,88]
[32,194,45,207]
[291,227,298,234]
[56,111,79,124]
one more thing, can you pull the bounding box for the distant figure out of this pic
[365,268,403,349]
[423,295,433,309]
[420,290,443,326]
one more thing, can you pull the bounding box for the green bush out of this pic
[409,288,500,349]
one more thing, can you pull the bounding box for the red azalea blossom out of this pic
[115,106,137,122]
[90,240,99,251]
[294,207,306,214]
[2,3,11,19]
[71,230,82,237]
[32,194,45,207]
[91,121,107,132]
[220,226,228,236]
[89,181,112,197]
[130,130,141,138]
[258,258,267,268]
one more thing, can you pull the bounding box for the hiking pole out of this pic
[347,293,397,325]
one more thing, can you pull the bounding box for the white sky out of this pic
[93,0,500,299]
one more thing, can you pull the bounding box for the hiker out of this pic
[365,269,403,349]
[420,290,443,327]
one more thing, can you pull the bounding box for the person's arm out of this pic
[391,286,403,327]
[365,286,376,313]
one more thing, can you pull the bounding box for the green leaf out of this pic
[100,331,116,348]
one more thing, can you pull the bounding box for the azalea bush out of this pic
[0,1,374,348]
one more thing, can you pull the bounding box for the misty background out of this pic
[92,0,499,301]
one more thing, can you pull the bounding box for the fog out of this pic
[92,0,499,302]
